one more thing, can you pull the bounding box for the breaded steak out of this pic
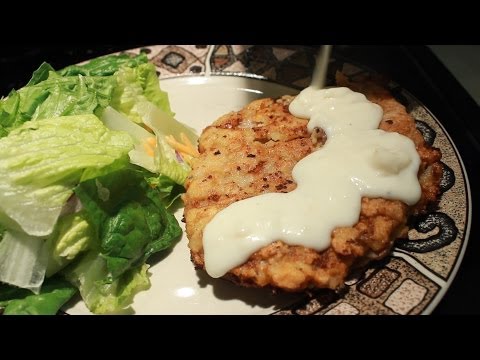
[182,73,443,291]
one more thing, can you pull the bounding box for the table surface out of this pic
[0,45,478,314]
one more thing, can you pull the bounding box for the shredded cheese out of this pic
[165,133,199,157]
[143,138,156,157]
[180,133,198,154]
[143,132,198,165]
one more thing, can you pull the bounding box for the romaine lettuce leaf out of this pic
[0,114,133,236]
[111,62,173,123]
[101,106,196,187]
[0,72,116,138]
[74,168,182,280]
[0,90,22,138]
[45,211,94,278]
[1,53,197,186]
[26,62,56,86]
[0,230,48,293]
[101,106,157,173]
[155,134,192,186]
[64,167,181,314]
[145,174,185,209]
[64,252,150,315]
[27,73,115,120]
[0,54,148,138]
[137,101,197,185]
[106,61,198,185]
[58,53,149,77]
[0,276,77,315]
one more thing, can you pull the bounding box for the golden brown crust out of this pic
[183,74,443,292]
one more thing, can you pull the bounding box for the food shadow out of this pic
[195,270,303,311]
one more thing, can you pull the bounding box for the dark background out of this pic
[1,45,478,314]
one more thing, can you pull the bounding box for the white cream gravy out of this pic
[203,86,421,278]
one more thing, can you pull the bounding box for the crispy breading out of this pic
[182,74,443,292]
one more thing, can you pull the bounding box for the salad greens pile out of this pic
[0,53,196,314]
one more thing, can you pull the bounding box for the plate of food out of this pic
[0,45,470,315]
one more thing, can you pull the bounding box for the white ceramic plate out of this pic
[64,45,471,315]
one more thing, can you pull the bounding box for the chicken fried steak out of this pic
[182,73,442,292]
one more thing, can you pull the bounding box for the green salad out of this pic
[0,53,198,314]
